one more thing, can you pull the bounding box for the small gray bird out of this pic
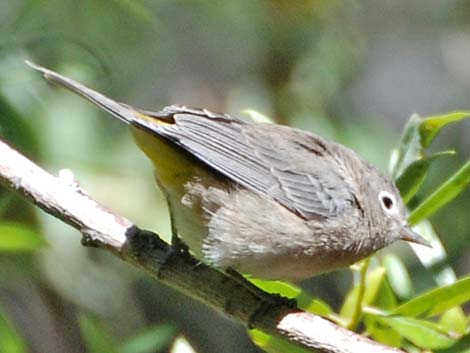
[28,62,429,281]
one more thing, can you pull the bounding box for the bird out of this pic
[27,61,429,282]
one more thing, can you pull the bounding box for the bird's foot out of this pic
[158,237,190,278]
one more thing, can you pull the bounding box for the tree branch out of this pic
[0,138,403,353]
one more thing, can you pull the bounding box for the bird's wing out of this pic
[139,106,356,220]
[23,62,357,218]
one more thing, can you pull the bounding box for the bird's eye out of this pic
[382,196,393,209]
[378,191,398,215]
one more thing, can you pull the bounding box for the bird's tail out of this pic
[26,60,140,125]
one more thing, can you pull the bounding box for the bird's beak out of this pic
[400,226,432,247]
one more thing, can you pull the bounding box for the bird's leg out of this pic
[166,200,189,254]
[157,206,190,277]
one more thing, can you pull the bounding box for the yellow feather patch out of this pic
[135,112,173,126]
[130,126,213,194]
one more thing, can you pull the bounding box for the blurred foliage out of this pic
[79,313,176,353]
[0,1,469,353]
[0,307,27,353]
[0,223,46,252]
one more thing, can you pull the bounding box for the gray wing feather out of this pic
[142,106,355,219]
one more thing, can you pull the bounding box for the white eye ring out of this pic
[378,191,399,215]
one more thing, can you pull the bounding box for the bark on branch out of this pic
[0,138,402,353]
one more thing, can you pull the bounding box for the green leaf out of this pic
[362,278,400,348]
[340,266,386,321]
[391,110,469,180]
[383,254,414,300]
[297,295,333,317]
[435,334,470,353]
[393,276,470,317]
[250,329,312,353]
[362,267,387,305]
[402,341,422,353]
[249,279,300,299]
[374,279,397,310]
[249,279,332,316]
[0,307,27,353]
[373,315,456,349]
[119,324,176,353]
[364,315,402,348]
[391,114,423,179]
[439,308,468,336]
[408,161,470,225]
[78,313,118,353]
[395,150,455,203]
[0,222,47,252]
[410,220,456,286]
[420,111,470,147]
